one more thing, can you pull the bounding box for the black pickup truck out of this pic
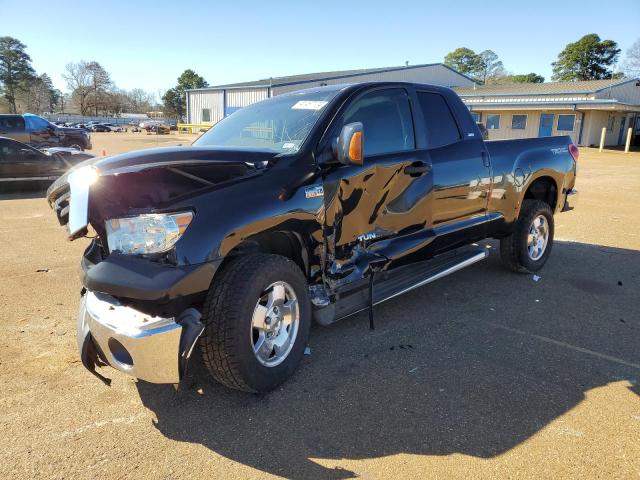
[47,82,578,392]
[0,113,92,151]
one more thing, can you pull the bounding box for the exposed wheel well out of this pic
[221,231,308,277]
[523,176,558,211]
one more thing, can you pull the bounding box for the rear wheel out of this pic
[500,199,554,273]
[64,140,84,151]
[200,253,311,393]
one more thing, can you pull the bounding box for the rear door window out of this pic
[0,116,25,132]
[340,88,415,156]
[416,92,461,148]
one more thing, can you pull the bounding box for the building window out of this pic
[202,108,211,123]
[470,112,481,123]
[511,114,527,130]
[486,114,500,130]
[557,114,575,131]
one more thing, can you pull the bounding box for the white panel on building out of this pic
[595,79,640,105]
[225,88,270,108]
[187,90,224,124]
[272,64,474,96]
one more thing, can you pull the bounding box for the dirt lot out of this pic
[1,138,639,479]
[85,130,201,155]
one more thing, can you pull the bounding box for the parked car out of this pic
[47,82,578,392]
[139,120,162,130]
[0,114,92,151]
[0,137,94,184]
[90,124,112,132]
[149,123,170,134]
[105,123,127,132]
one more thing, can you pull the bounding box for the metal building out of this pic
[186,63,475,125]
[455,78,640,147]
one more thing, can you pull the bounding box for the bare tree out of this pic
[127,88,154,113]
[478,50,505,84]
[85,61,112,115]
[63,61,91,115]
[622,38,640,77]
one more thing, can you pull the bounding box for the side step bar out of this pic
[314,248,489,325]
[375,249,488,307]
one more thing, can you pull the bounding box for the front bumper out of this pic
[561,187,579,212]
[77,290,203,384]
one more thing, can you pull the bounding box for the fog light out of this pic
[108,338,133,368]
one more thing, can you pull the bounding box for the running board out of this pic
[314,248,489,325]
[374,249,488,306]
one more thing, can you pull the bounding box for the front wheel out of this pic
[65,141,84,151]
[200,253,311,393]
[500,199,554,273]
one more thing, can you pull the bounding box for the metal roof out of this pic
[454,78,637,97]
[187,63,473,92]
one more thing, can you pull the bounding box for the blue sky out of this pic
[1,0,638,99]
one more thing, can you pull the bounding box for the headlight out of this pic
[105,212,193,255]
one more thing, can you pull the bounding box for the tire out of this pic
[64,140,85,151]
[200,253,311,393]
[500,199,554,273]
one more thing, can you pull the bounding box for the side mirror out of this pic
[335,122,364,166]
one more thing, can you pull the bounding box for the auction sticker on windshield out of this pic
[292,101,328,110]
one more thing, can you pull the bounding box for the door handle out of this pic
[482,151,490,167]
[404,161,432,177]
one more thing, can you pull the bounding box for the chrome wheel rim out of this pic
[527,214,549,261]
[250,281,299,367]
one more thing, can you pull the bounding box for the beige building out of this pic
[455,79,640,147]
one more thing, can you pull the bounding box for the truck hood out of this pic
[47,146,277,238]
[48,146,277,198]
[56,126,90,135]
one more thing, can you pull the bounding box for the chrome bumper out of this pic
[77,291,203,384]
[562,188,578,212]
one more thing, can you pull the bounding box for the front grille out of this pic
[49,183,71,227]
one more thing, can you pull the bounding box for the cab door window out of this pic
[0,116,25,132]
[0,139,19,161]
[340,88,415,157]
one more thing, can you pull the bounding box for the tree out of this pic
[551,34,621,81]
[63,61,92,115]
[86,61,112,116]
[162,69,208,119]
[0,36,35,113]
[127,88,154,113]
[507,73,545,83]
[444,47,483,80]
[17,73,58,113]
[64,61,112,115]
[622,38,640,77]
[478,50,504,84]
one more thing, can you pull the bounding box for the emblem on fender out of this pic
[357,232,378,242]
[304,185,324,198]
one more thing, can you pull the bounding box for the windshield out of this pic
[193,89,340,154]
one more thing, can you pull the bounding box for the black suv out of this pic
[0,113,92,151]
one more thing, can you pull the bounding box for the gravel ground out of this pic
[1,137,639,479]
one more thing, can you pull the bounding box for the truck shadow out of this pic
[137,240,640,479]
[0,184,48,200]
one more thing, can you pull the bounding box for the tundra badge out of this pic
[305,185,324,199]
